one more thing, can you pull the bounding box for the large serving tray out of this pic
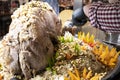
[74,34,120,80]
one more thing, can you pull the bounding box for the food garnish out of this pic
[78,32,96,47]
[92,44,120,67]
[65,67,103,80]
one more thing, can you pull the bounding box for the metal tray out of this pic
[103,40,120,51]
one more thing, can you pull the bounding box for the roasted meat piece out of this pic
[0,1,62,80]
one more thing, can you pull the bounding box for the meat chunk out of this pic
[0,1,62,80]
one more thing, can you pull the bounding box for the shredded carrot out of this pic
[0,74,2,80]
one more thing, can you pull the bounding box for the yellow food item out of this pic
[68,70,80,80]
[83,67,87,79]
[86,70,92,79]
[92,44,119,67]
[78,32,95,47]
[90,74,100,80]
[65,67,101,80]
[75,68,80,79]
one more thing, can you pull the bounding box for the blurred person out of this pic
[72,0,120,33]
[72,0,120,50]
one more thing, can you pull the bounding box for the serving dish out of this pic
[30,32,120,80]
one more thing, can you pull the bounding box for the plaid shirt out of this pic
[89,2,120,33]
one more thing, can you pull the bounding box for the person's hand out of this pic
[72,7,88,26]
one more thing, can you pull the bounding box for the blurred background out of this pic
[0,0,107,40]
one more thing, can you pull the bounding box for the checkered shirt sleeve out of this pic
[88,2,120,33]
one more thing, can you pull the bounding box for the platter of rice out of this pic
[30,32,120,80]
[0,1,120,80]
